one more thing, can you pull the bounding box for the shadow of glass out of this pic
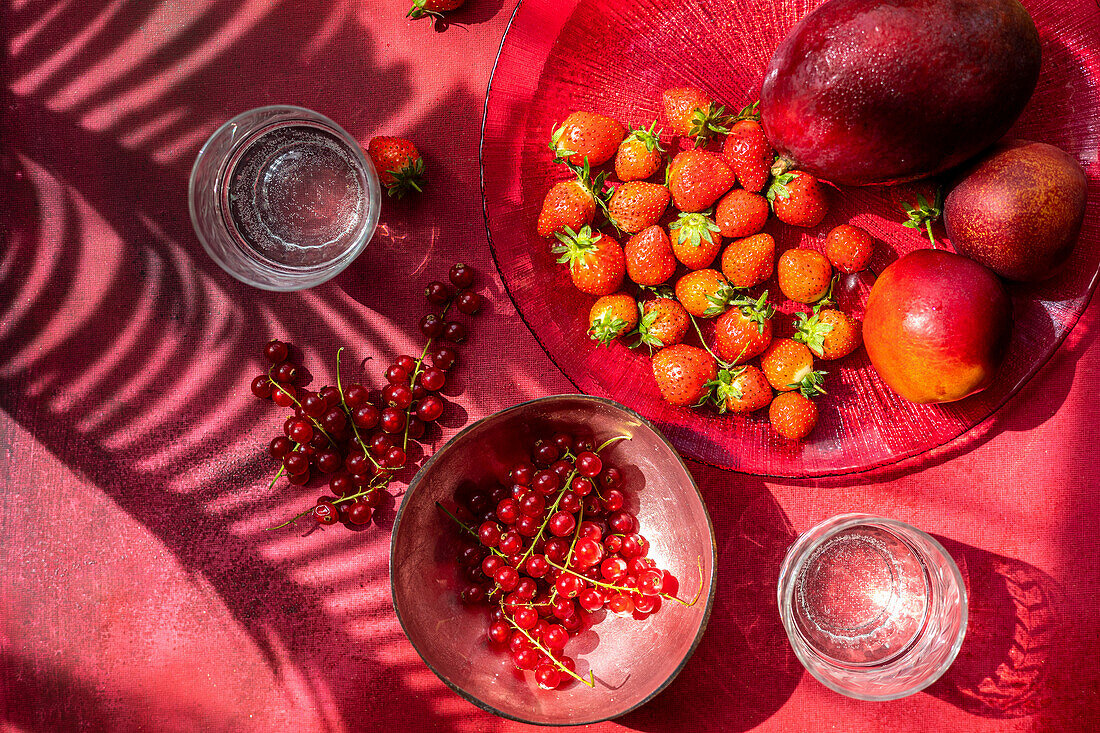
[927,536,1065,719]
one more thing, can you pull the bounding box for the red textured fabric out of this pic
[0,1,1097,731]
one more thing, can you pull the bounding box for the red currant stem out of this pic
[517,468,579,568]
[332,479,387,506]
[267,465,286,490]
[548,503,585,606]
[499,605,596,689]
[402,299,454,451]
[546,558,695,607]
[595,434,631,453]
[335,348,391,474]
[266,371,338,449]
[435,502,506,557]
[265,506,317,531]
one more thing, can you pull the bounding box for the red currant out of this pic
[494,565,519,592]
[534,664,562,690]
[515,514,539,537]
[345,452,370,477]
[525,554,549,578]
[287,418,313,444]
[283,452,309,475]
[554,574,583,599]
[532,441,560,466]
[274,362,297,384]
[269,435,292,459]
[576,451,602,477]
[320,407,347,433]
[272,385,296,407]
[343,383,368,408]
[395,355,418,373]
[315,450,342,473]
[481,555,504,577]
[488,620,510,645]
[347,500,372,525]
[425,281,452,304]
[514,606,538,629]
[380,407,406,434]
[442,322,467,343]
[573,537,604,568]
[382,383,413,409]
[513,648,539,670]
[509,462,535,486]
[638,568,664,596]
[607,593,634,615]
[634,594,660,614]
[601,556,628,581]
[406,416,426,440]
[419,313,444,338]
[548,511,576,538]
[544,538,569,562]
[313,501,337,525]
[498,531,522,555]
[416,394,444,422]
[532,470,561,496]
[478,521,502,548]
[600,467,623,488]
[559,491,581,515]
[449,263,475,289]
[601,488,625,512]
[609,510,635,534]
[251,375,273,399]
[431,346,458,370]
[578,588,604,612]
[287,469,311,486]
[542,624,568,650]
[265,340,289,363]
[318,385,341,407]
[455,290,481,314]
[460,584,486,605]
[353,404,380,429]
[330,473,353,497]
[419,366,446,392]
[383,446,406,468]
[385,364,409,384]
[514,577,537,600]
[495,498,518,525]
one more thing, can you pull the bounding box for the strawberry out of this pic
[608,181,670,234]
[794,307,862,360]
[633,296,690,352]
[661,87,731,142]
[550,112,626,167]
[707,364,773,414]
[367,136,425,198]
[721,118,773,193]
[760,338,826,395]
[615,121,665,181]
[767,171,828,227]
[714,291,775,364]
[536,165,601,237]
[652,344,718,406]
[769,391,819,440]
[824,224,874,273]
[721,232,775,288]
[552,226,625,296]
[674,268,736,318]
[669,211,722,270]
[667,150,736,213]
[777,248,833,304]
[589,293,639,345]
[407,0,464,18]
[624,226,677,286]
[892,182,944,245]
[716,188,770,239]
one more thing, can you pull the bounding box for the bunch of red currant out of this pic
[250,263,482,529]
[438,431,697,690]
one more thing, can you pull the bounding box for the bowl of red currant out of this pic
[390,394,716,725]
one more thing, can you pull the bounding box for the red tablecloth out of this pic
[1,1,1097,731]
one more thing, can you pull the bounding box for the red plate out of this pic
[480,0,1100,477]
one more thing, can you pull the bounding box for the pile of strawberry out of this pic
[536,87,874,440]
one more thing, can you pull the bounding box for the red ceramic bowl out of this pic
[390,395,716,725]
[480,0,1100,477]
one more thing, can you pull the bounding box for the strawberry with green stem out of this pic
[550,111,626,167]
[615,120,666,181]
[367,136,425,198]
[631,296,690,353]
[900,187,944,246]
[406,0,464,19]
[794,305,862,360]
[760,338,827,396]
[674,268,738,318]
[553,226,626,296]
[669,211,722,270]
[536,159,606,238]
[714,290,775,364]
[589,293,639,345]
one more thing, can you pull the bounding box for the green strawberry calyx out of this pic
[549,122,579,164]
[730,290,775,334]
[629,302,666,354]
[626,120,667,154]
[702,366,750,413]
[382,156,425,198]
[790,370,828,398]
[900,188,944,247]
[792,306,835,358]
[552,225,604,271]
[670,212,721,250]
[689,103,733,147]
[765,172,796,207]
[702,280,741,318]
[406,0,443,19]
[589,311,630,346]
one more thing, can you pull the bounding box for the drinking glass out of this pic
[189,105,380,291]
[777,514,967,700]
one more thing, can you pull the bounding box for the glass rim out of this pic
[188,104,379,292]
[777,513,969,701]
